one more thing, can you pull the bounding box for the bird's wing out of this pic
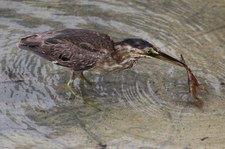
[43,39,100,71]
[44,29,115,71]
[18,29,114,71]
[54,29,114,52]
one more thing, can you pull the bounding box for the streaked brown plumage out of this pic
[18,29,114,71]
[18,28,195,105]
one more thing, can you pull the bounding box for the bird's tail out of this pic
[17,33,55,61]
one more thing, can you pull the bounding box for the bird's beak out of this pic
[147,49,185,67]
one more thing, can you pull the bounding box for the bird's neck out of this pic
[112,45,137,63]
[95,45,137,72]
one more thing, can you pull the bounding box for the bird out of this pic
[17,28,185,98]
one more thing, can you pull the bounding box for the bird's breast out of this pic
[92,58,136,72]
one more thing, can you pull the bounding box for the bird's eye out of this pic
[146,47,159,55]
[146,50,152,55]
[146,47,154,54]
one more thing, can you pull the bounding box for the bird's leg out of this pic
[67,71,101,111]
[67,71,79,96]
[80,72,93,85]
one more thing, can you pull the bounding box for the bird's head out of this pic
[116,38,184,67]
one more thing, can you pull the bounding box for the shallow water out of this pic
[0,0,225,148]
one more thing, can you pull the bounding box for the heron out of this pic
[17,29,192,105]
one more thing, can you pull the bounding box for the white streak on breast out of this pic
[52,60,58,64]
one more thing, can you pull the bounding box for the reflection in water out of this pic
[0,0,225,148]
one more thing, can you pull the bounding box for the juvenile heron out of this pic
[17,29,185,97]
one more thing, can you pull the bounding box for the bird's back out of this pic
[17,29,115,71]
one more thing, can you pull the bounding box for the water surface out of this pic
[0,0,225,148]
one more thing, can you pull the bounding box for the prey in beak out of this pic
[118,38,203,108]
[145,47,204,108]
